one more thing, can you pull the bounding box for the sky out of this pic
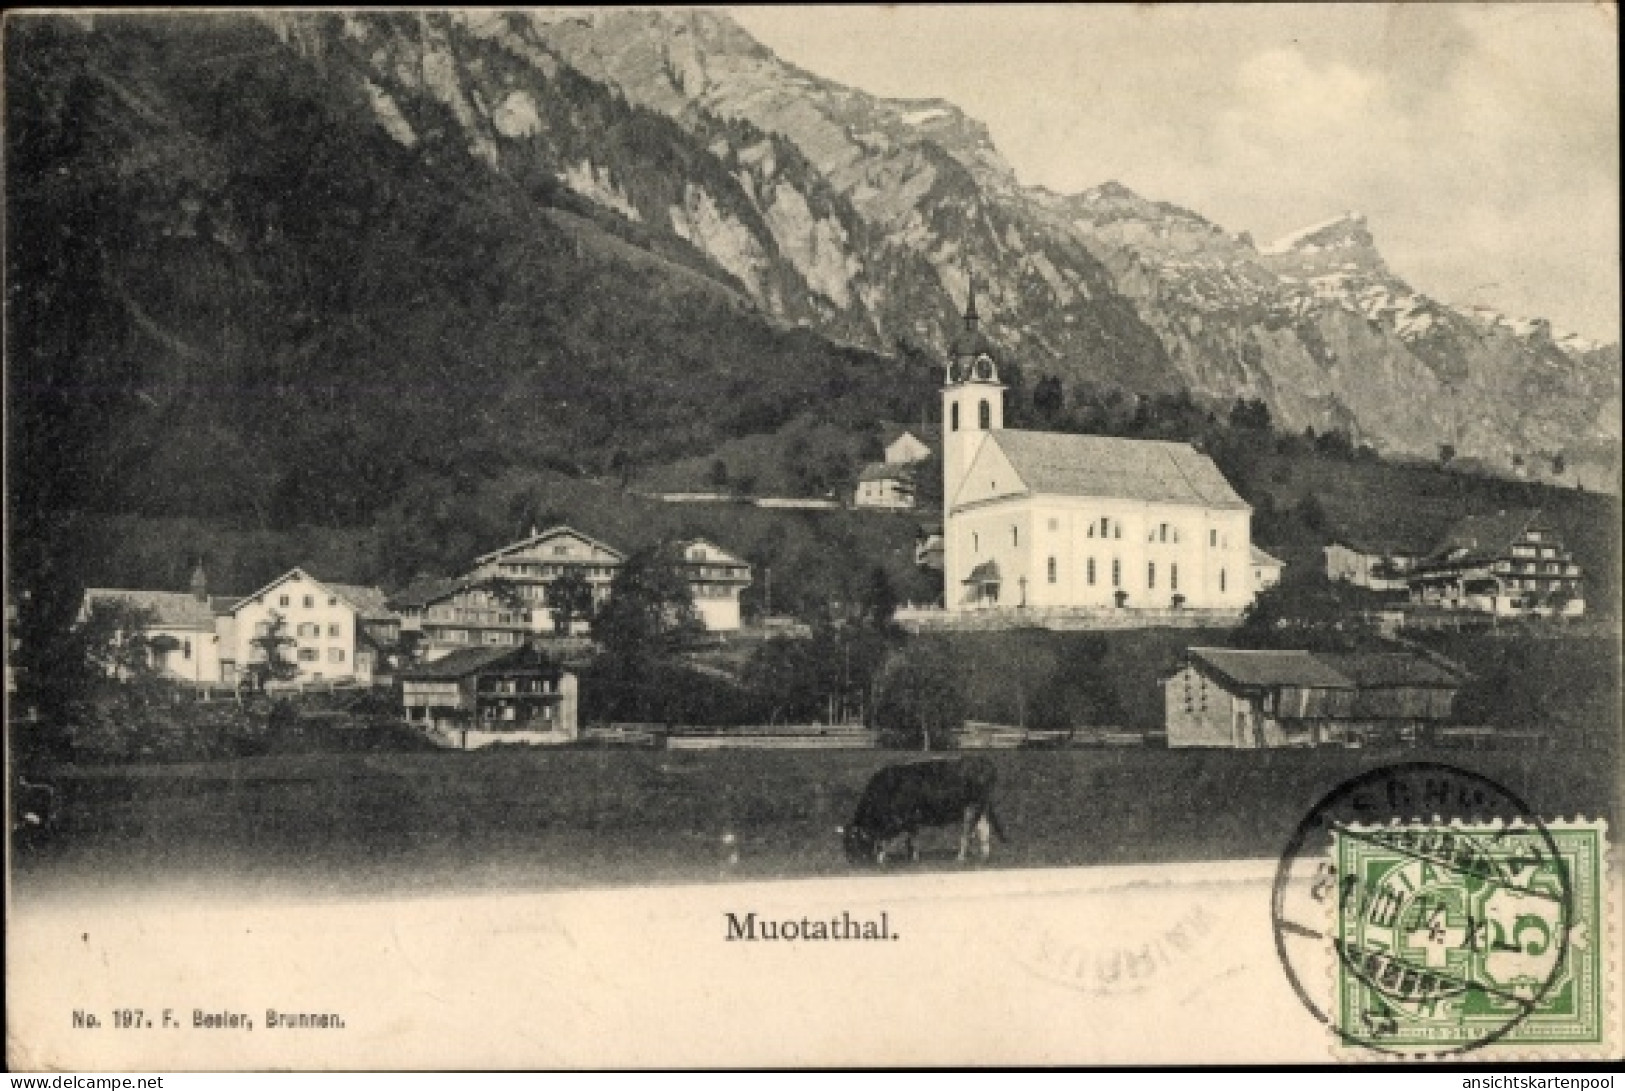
[730,4,1620,342]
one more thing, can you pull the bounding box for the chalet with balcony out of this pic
[400,644,578,750]
[466,526,623,635]
[1406,511,1584,617]
[388,575,542,661]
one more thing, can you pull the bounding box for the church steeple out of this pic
[941,273,1005,512]
[963,274,980,331]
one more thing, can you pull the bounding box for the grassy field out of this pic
[14,744,1616,904]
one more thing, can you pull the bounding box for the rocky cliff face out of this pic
[491,8,1616,483]
[25,10,1617,491]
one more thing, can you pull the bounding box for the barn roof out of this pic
[1315,653,1467,688]
[989,432,1249,509]
[1186,648,1355,690]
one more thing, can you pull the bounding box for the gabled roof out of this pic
[388,576,469,610]
[880,423,940,450]
[1427,510,1553,565]
[857,461,915,483]
[399,645,563,681]
[1185,648,1355,690]
[82,589,218,630]
[676,538,748,568]
[1250,545,1285,568]
[987,432,1249,509]
[327,583,396,622]
[228,568,394,621]
[474,525,626,565]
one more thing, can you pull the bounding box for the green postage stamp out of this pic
[1333,819,1609,1056]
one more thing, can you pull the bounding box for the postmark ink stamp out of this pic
[1273,762,1613,1059]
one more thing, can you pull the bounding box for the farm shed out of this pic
[1164,647,1467,749]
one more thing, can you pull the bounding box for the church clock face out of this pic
[974,354,995,380]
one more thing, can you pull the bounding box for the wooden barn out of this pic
[1164,647,1466,749]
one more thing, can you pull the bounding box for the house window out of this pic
[951,403,960,431]
[182,640,192,659]
[1210,529,1217,548]
[1012,526,1019,547]
[1100,517,1109,537]
[1112,559,1121,587]
[1171,564,1179,591]
[328,596,337,606]
[1047,557,1057,584]
[328,623,341,637]
[303,595,314,609]
[279,595,290,607]
[972,532,979,553]
[1087,558,1096,586]
[298,648,319,662]
[328,648,345,663]
[1148,563,1156,589]
[1220,569,1226,592]
[298,623,319,638]
[978,400,990,430]
[554,545,569,556]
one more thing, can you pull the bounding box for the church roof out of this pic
[989,432,1249,510]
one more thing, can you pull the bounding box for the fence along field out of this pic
[12,743,1617,903]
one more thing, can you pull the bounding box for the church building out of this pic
[940,288,1257,615]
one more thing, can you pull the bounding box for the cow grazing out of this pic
[841,757,1007,865]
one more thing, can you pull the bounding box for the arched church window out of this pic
[951,403,960,432]
[978,400,990,430]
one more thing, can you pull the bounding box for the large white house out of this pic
[228,568,397,685]
[940,289,1256,615]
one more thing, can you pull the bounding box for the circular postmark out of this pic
[1272,762,1573,1058]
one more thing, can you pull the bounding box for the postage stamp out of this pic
[1272,762,1616,1060]
[1332,819,1606,1054]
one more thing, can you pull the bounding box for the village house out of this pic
[675,538,752,632]
[1250,546,1285,593]
[881,424,938,467]
[1405,510,1584,617]
[1164,647,1466,749]
[389,575,541,661]
[915,522,945,572]
[853,461,917,510]
[228,568,397,686]
[80,564,239,684]
[1324,533,1432,592]
[466,525,624,635]
[399,644,578,750]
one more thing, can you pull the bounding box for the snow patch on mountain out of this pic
[1260,211,1367,255]
[901,106,949,126]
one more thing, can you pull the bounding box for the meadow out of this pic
[14,744,1616,906]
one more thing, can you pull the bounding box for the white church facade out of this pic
[939,290,1259,618]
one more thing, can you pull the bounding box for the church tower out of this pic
[941,277,1005,510]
